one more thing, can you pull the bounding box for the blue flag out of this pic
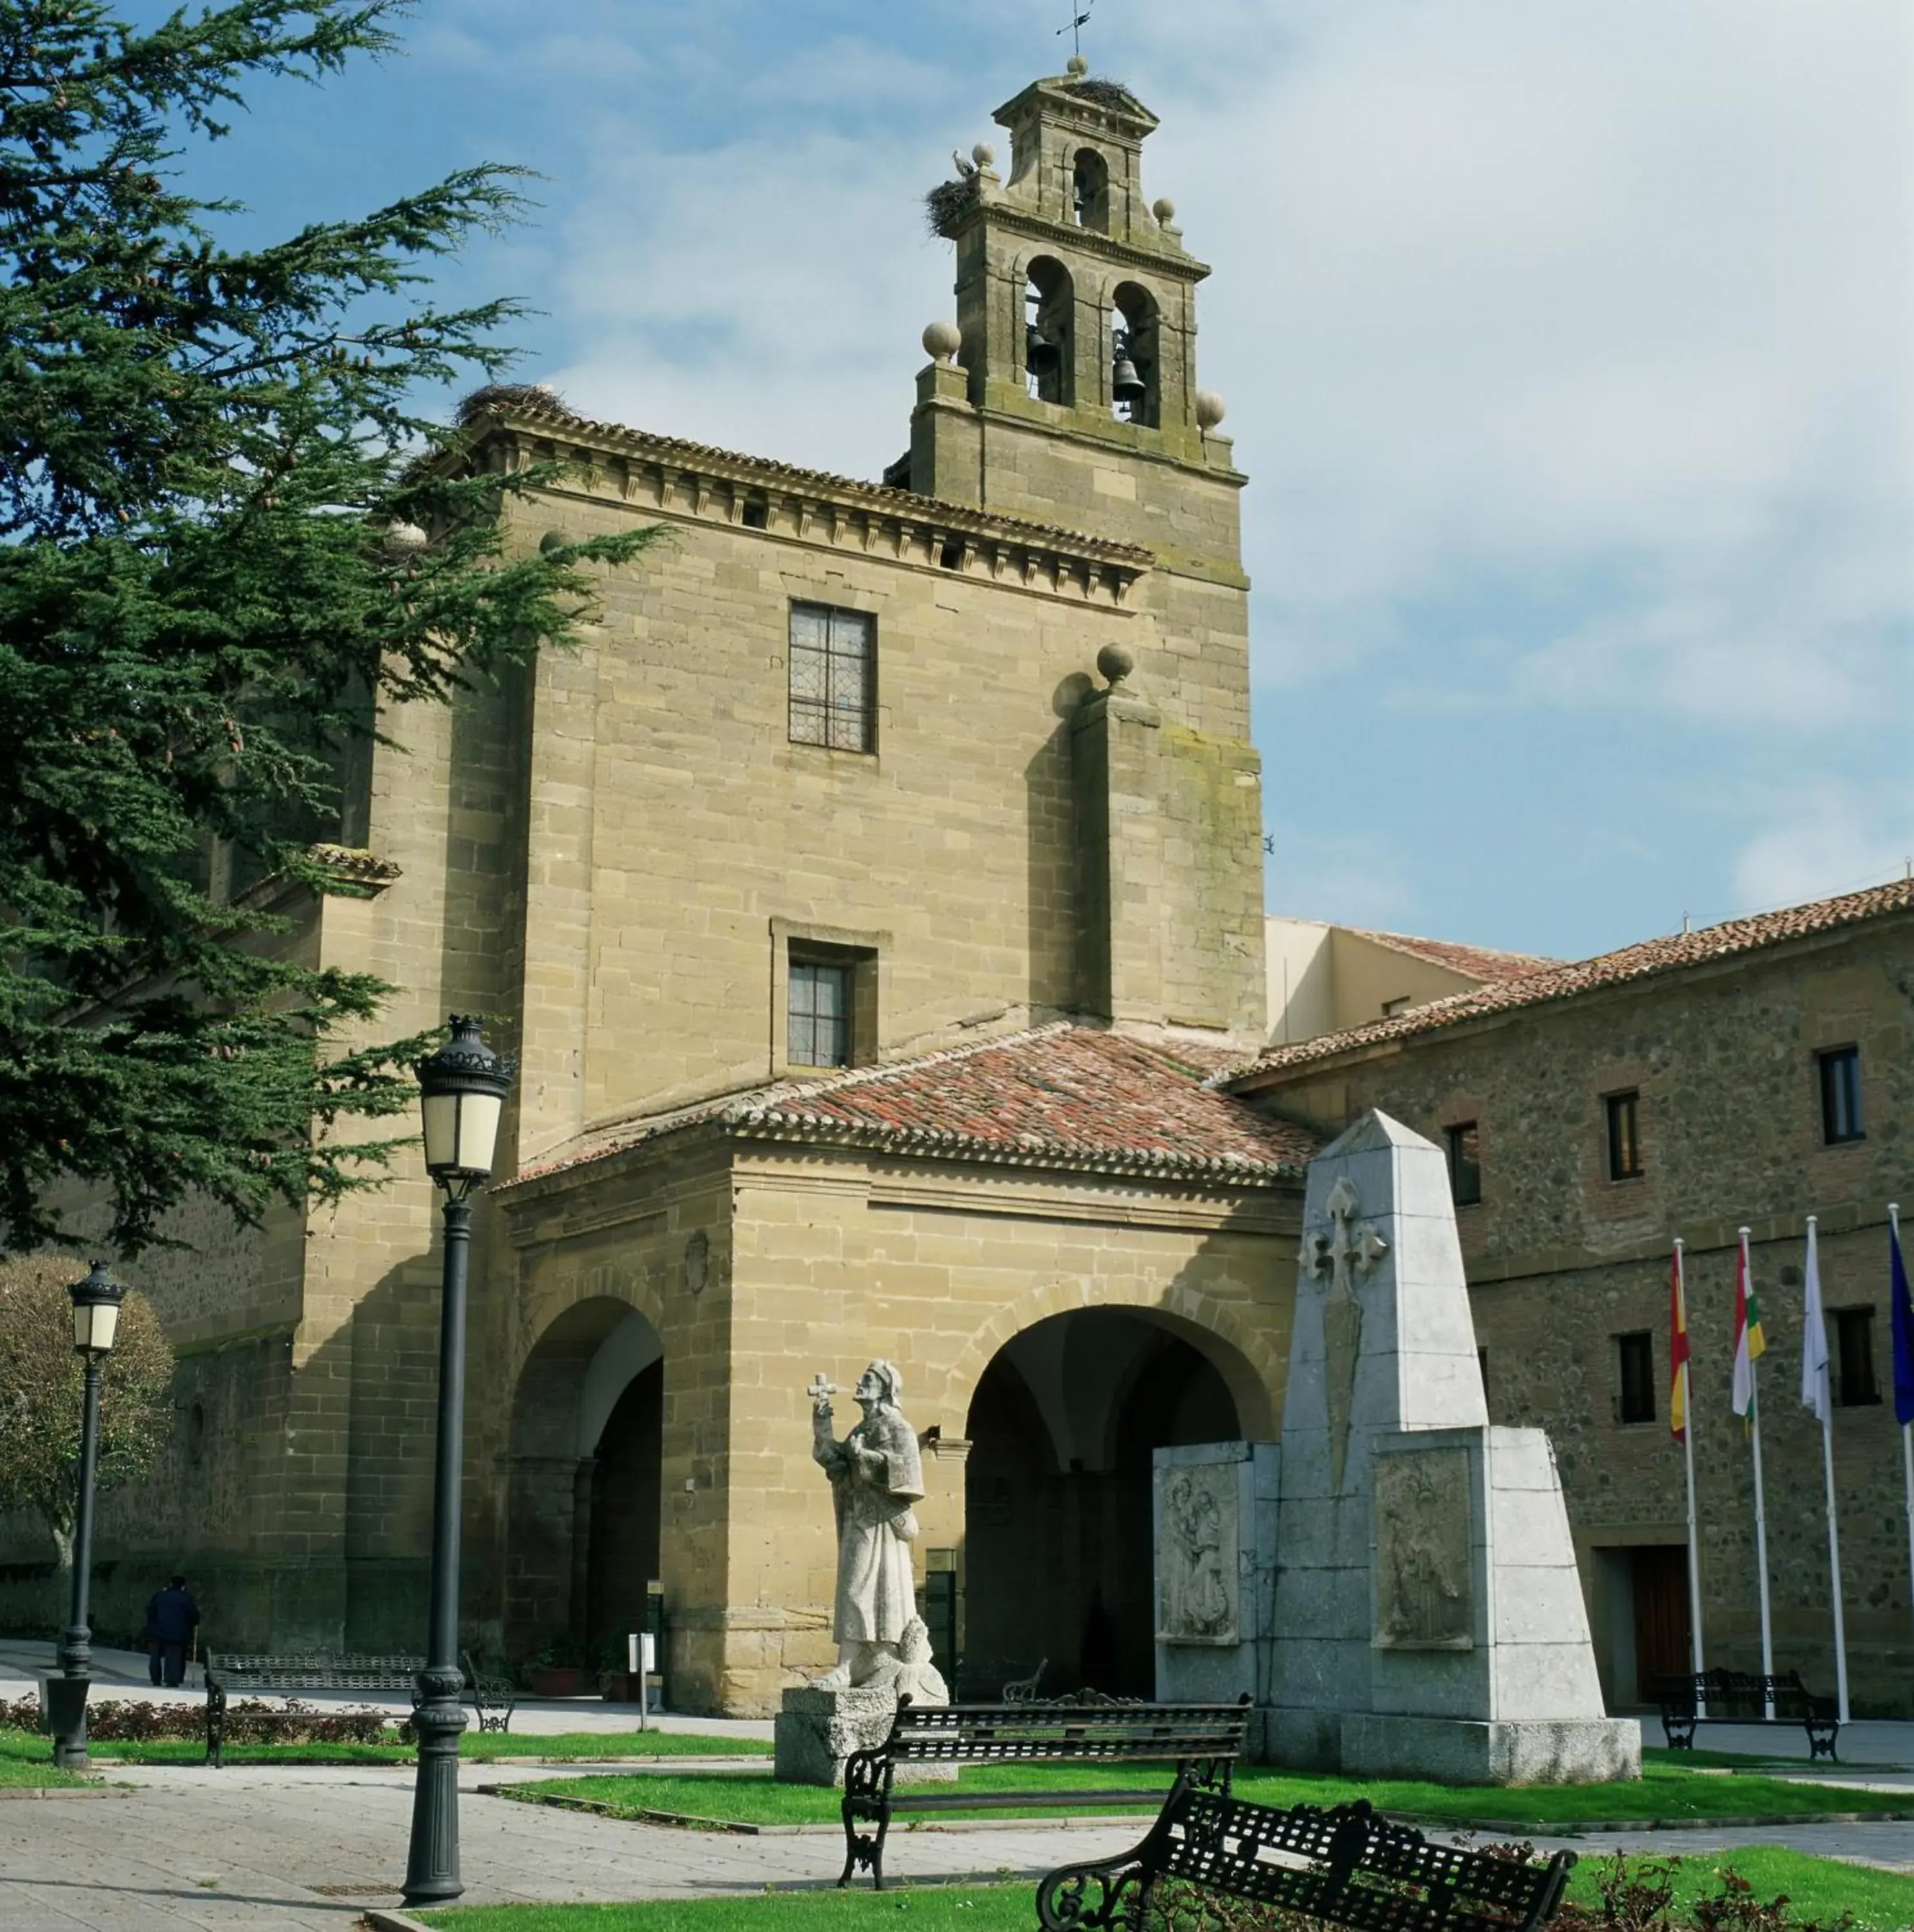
[1892,1212,1914,1427]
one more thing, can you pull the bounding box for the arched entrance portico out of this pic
[963,1307,1246,1697]
[505,1297,663,1662]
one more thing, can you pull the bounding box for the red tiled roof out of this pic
[1345,927,1556,984]
[509,1024,1316,1189]
[1230,878,1914,1085]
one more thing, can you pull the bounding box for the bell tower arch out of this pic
[910,61,1242,574]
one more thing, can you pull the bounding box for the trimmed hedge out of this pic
[0,1693,396,1743]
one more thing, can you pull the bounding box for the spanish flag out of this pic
[1731,1231,1765,1422]
[1669,1245,1691,1442]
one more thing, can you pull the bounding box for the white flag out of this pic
[1801,1217,1832,1426]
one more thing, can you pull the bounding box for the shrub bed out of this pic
[0,1693,394,1743]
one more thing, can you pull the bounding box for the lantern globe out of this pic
[68,1261,125,1357]
[415,1016,515,1183]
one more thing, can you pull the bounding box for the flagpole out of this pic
[1894,1203,1914,1649]
[1741,1227,1776,1718]
[1805,1216,1850,1724]
[1675,1239,1705,1678]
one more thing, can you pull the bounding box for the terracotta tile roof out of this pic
[1229,877,1914,1085]
[460,398,1154,567]
[508,1024,1316,1189]
[1345,927,1557,984]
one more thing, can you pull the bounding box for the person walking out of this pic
[144,1575,200,1687]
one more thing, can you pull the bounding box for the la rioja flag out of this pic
[1669,1247,1691,1442]
[1732,1236,1765,1423]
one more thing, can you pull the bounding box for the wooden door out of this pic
[1632,1545,1692,1700]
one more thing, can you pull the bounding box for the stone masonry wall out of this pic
[1247,914,1914,1712]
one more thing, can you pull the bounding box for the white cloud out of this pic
[1730,789,1913,914]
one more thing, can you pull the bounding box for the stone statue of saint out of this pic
[809,1360,943,1697]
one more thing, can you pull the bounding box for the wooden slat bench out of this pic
[1036,1775,1575,1932]
[204,1652,421,1766]
[839,1691,1251,1889]
[1652,1667,1839,1760]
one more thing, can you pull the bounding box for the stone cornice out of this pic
[950,200,1209,285]
[461,406,1154,611]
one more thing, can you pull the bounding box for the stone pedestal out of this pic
[1263,1708,1638,1785]
[773,1685,958,1786]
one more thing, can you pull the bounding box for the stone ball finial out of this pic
[1095,641,1137,688]
[971,140,996,169]
[1153,196,1177,224]
[1066,54,1089,77]
[1195,390,1227,431]
[381,519,428,558]
[922,319,962,364]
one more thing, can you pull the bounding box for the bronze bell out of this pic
[1111,350,1147,406]
[1025,325,1061,377]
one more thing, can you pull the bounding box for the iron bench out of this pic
[204,1651,421,1766]
[1652,1667,1839,1759]
[461,1649,518,1734]
[840,1691,1251,1889]
[952,1656,1048,1703]
[1036,1776,1575,1932]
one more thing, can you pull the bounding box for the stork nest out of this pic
[455,381,578,426]
[1062,76,1139,112]
[925,176,980,240]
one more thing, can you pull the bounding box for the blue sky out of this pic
[162,0,1913,961]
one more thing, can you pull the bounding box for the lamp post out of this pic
[403,1015,513,1909]
[50,1262,125,1770]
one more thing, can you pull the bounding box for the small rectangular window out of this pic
[1381,994,1414,1018]
[1445,1122,1482,1208]
[1833,1307,1880,1406]
[1606,1091,1643,1181]
[789,603,875,753]
[788,958,853,1068]
[1616,1331,1655,1424]
[1817,1046,1864,1145]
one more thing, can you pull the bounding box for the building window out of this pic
[1616,1331,1655,1425]
[1833,1307,1881,1406]
[1606,1090,1643,1181]
[789,603,875,752]
[1817,1046,1864,1145]
[1445,1122,1482,1208]
[1381,995,1414,1018]
[788,956,853,1068]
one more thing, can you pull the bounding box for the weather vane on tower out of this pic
[1058,0,1095,64]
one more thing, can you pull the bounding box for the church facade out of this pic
[4,69,1318,1714]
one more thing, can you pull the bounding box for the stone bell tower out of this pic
[909,61,1265,1048]
[909,59,1243,578]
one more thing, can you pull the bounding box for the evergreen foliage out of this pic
[0,1254,173,1561]
[0,1,656,1251]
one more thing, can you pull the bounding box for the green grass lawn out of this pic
[0,1723,766,1768]
[0,1754,89,1788]
[496,1757,1914,1832]
[415,1850,1914,1932]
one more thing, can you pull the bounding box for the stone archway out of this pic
[963,1308,1244,1698]
[505,1298,663,1663]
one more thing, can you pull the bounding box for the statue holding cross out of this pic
[808,1361,943,1698]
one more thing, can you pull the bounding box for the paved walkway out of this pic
[8,1660,1914,1931]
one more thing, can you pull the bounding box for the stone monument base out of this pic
[1262,1707,1640,1786]
[773,1685,959,1786]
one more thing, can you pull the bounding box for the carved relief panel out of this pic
[1374,1445,1473,1651]
[1157,1461,1240,1645]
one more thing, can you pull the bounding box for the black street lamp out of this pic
[403,1015,513,1909]
[49,1262,125,1770]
